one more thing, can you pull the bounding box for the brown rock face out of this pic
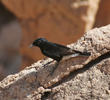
[0,25,110,100]
[0,3,22,80]
[94,0,110,27]
[1,0,100,68]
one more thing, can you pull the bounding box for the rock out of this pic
[0,3,22,80]
[1,0,100,68]
[94,0,110,27]
[0,25,110,99]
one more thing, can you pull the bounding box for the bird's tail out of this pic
[62,50,91,61]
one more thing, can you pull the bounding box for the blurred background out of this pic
[0,0,110,80]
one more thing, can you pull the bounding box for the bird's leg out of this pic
[50,57,62,75]
[50,61,60,75]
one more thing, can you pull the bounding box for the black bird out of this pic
[30,38,91,62]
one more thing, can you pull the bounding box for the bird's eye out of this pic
[37,40,42,45]
[38,40,42,43]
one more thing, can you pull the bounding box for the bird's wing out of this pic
[53,43,74,55]
[54,43,91,56]
[41,42,62,59]
[42,48,61,58]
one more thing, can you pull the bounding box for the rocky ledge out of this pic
[0,25,110,100]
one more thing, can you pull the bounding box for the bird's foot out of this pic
[50,62,59,76]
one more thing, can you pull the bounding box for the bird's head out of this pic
[30,38,48,47]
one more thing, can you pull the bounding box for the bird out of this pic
[30,38,91,63]
[30,38,91,75]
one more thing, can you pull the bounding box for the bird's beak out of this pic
[29,44,33,48]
